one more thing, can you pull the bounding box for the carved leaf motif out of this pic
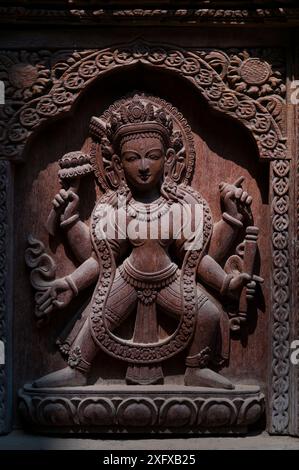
[181,57,200,76]
[194,69,214,86]
[218,91,238,110]
[273,214,289,232]
[114,48,134,64]
[236,100,256,119]
[272,233,288,250]
[7,124,27,143]
[148,48,167,64]
[273,250,288,268]
[273,377,289,396]
[273,159,290,177]
[203,51,229,79]
[273,303,289,322]
[273,285,289,304]
[36,97,58,117]
[63,72,85,91]
[165,51,185,68]
[19,108,40,128]
[272,196,289,215]
[273,177,289,196]
[273,268,289,287]
[260,130,278,149]
[250,114,271,133]
[273,324,290,343]
[95,52,115,69]
[78,60,98,78]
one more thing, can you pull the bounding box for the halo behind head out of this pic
[89,93,195,191]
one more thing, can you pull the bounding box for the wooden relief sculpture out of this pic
[26,93,261,388]
[22,93,264,431]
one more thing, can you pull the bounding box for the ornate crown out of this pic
[90,95,174,149]
[88,94,195,191]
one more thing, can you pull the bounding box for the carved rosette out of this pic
[270,159,290,434]
[18,385,265,433]
[198,48,286,134]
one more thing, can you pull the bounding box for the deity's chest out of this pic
[93,197,184,247]
[124,197,195,248]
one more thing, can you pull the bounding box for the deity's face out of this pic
[120,134,165,193]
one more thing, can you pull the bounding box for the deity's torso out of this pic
[92,185,210,275]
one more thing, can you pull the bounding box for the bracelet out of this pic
[220,274,234,296]
[65,275,79,297]
[222,212,243,228]
[60,213,79,228]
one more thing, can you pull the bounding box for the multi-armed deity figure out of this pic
[26,94,261,390]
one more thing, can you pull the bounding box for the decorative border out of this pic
[0,7,298,25]
[269,159,291,434]
[295,45,299,437]
[0,160,11,434]
[19,385,265,433]
[297,88,299,438]
[0,42,287,162]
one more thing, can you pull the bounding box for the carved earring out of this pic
[105,154,123,188]
[112,154,128,191]
[164,148,176,180]
[111,154,122,173]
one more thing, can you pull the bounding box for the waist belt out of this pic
[119,258,179,289]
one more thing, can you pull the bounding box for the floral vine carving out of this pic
[0,42,287,163]
[196,48,286,133]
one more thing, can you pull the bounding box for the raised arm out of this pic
[52,188,92,263]
[208,218,241,263]
[208,176,252,263]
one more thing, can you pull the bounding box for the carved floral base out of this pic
[19,384,265,434]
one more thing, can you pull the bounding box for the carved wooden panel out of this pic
[0,38,296,435]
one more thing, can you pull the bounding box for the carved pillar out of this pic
[289,30,299,437]
[269,158,291,434]
[296,33,299,437]
[0,160,13,434]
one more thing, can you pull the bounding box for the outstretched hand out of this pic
[35,278,74,316]
[219,176,252,222]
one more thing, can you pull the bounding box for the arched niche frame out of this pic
[0,41,291,435]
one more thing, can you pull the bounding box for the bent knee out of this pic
[198,299,221,323]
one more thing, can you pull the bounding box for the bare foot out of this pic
[33,366,87,388]
[184,367,235,389]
